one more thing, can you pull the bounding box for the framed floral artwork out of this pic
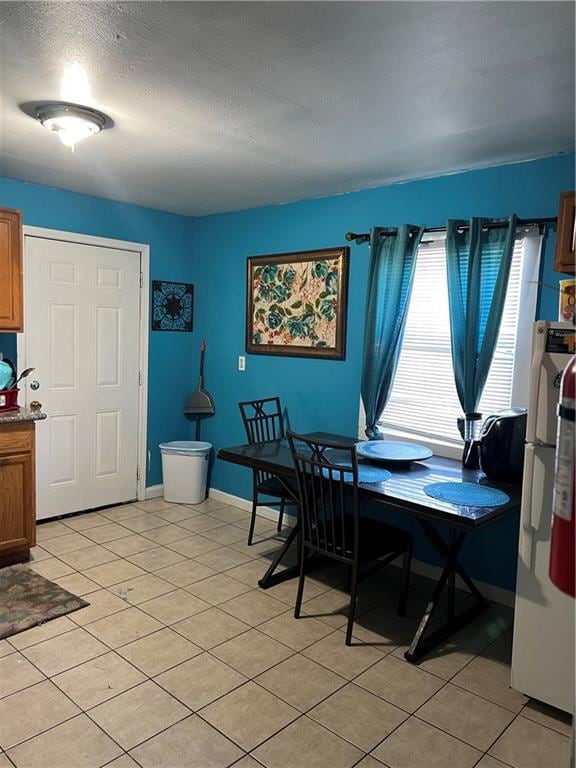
[152,280,194,331]
[246,247,349,359]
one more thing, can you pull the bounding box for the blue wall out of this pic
[0,177,197,486]
[2,154,574,589]
[191,154,575,591]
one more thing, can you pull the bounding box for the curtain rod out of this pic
[345,217,558,244]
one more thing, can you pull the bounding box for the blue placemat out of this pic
[322,461,392,484]
[356,440,433,463]
[424,482,510,507]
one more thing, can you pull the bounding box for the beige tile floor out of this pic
[0,497,572,768]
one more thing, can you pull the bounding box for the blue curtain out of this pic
[361,225,424,439]
[445,215,517,417]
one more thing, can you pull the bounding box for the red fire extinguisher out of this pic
[550,353,576,597]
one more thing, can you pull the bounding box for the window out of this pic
[369,230,542,454]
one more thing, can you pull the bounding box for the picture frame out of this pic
[151,280,194,331]
[554,190,575,273]
[246,246,349,359]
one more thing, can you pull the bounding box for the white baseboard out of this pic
[145,484,164,500]
[406,556,515,607]
[208,485,515,608]
[208,487,296,523]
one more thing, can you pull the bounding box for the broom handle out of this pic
[199,341,206,388]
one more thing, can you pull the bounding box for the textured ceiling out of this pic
[0,2,574,216]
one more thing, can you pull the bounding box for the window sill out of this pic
[361,425,464,461]
[357,400,464,460]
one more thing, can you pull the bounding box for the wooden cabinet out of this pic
[554,191,576,274]
[0,207,23,331]
[0,421,36,566]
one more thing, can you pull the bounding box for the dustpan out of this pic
[185,341,215,439]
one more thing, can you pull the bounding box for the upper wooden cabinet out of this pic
[554,191,576,274]
[0,207,23,332]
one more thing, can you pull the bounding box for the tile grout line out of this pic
[44,519,377,761]
[479,707,569,766]
[6,640,558,765]
[20,502,571,768]
[3,598,504,764]
[19,535,468,690]
[2,597,204,761]
[221,584,519,762]
[25,527,481,677]
[447,673,528,716]
[518,702,573,737]
[0,648,129,759]
[185,603,410,759]
[399,666,528,762]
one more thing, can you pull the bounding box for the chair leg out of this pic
[345,560,360,646]
[343,564,352,591]
[398,541,413,617]
[294,541,307,619]
[277,498,285,533]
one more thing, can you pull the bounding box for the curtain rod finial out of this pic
[345,231,370,244]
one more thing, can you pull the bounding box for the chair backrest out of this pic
[286,430,360,563]
[239,397,285,486]
[239,397,285,444]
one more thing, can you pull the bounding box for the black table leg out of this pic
[404,521,490,663]
[255,474,302,589]
[257,522,301,589]
[447,528,456,623]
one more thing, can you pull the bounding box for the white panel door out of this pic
[24,234,141,520]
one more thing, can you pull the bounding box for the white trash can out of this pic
[159,441,212,504]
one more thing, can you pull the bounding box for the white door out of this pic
[23,233,142,520]
[512,443,575,714]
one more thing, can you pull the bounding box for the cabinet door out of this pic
[0,452,35,552]
[554,191,575,274]
[0,207,23,331]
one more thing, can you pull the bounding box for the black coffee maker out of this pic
[478,408,528,484]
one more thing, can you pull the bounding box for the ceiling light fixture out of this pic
[33,102,110,151]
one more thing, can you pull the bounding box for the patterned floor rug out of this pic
[0,564,89,640]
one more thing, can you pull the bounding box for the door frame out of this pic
[17,226,150,503]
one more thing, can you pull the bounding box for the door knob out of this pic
[30,380,40,391]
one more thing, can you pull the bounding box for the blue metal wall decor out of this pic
[152,280,194,331]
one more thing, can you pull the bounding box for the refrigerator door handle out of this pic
[526,324,545,444]
[529,447,548,534]
[519,445,536,566]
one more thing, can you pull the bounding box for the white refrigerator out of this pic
[511,320,575,714]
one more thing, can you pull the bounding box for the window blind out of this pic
[379,237,524,443]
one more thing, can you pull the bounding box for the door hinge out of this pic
[136,466,141,482]
[139,272,143,288]
[138,370,142,386]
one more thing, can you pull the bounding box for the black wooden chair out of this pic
[239,397,296,545]
[287,430,413,646]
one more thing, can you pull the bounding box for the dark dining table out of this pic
[217,431,521,662]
